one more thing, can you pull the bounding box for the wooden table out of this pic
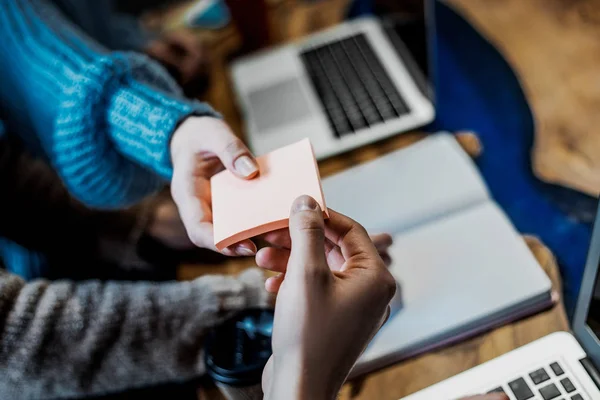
[163,1,570,398]
[447,0,600,198]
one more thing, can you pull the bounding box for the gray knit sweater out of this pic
[0,267,267,399]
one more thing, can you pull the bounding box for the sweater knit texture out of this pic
[0,0,218,277]
[0,267,268,400]
[0,0,218,208]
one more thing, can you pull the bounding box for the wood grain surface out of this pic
[152,1,570,398]
[448,0,600,197]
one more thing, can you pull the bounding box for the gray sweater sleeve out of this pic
[0,268,267,399]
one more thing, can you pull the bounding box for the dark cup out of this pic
[205,308,274,400]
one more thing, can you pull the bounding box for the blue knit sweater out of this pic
[0,0,219,278]
[0,0,217,209]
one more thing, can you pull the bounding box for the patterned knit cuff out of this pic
[107,77,220,180]
[54,51,221,208]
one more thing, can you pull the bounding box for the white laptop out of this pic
[230,5,435,160]
[401,188,600,399]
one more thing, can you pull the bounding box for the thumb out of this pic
[172,117,259,179]
[205,119,258,179]
[287,195,330,280]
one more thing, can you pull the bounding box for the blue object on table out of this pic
[184,0,231,30]
[348,0,593,316]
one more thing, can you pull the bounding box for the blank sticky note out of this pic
[211,138,328,251]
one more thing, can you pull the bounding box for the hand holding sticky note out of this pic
[211,139,328,250]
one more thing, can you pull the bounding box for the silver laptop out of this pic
[403,201,600,400]
[230,3,436,159]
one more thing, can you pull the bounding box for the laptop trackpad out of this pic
[248,78,312,132]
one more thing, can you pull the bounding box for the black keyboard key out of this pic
[530,368,551,384]
[300,33,410,139]
[509,378,535,400]
[539,383,562,400]
[487,387,505,394]
[560,377,576,393]
[571,394,583,400]
[550,362,565,376]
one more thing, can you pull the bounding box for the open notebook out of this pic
[321,132,553,377]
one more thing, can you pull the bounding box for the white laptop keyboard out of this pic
[487,361,586,400]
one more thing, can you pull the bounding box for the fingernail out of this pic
[234,155,259,178]
[292,195,319,213]
[222,247,236,257]
[236,245,256,256]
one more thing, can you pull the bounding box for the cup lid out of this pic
[205,308,274,387]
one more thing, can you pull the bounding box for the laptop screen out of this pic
[376,0,435,102]
[572,203,600,371]
[586,269,600,339]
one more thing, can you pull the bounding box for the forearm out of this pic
[0,268,264,399]
[0,0,218,208]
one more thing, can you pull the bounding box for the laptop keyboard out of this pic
[300,33,410,138]
[487,361,586,400]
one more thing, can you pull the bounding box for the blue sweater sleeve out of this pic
[0,0,219,208]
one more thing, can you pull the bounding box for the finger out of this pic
[264,229,389,270]
[262,356,274,394]
[380,253,392,268]
[193,154,224,180]
[225,239,257,257]
[171,146,249,256]
[185,220,217,251]
[324,209,380,262]
[256,247,290,272]
[265,273,285,293]
[261,229,292,249]
[379,305,391,329]
[275,231,391,269]
[259,238,348,272]
[171,142,207,233]
[371,233,393,253]
[287,196,330,281]
[324,241,345,271]
[172,165,255,256]
[172,161,214,247]
[177,118,259,179]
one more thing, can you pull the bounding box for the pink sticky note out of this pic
[211,138,328,251]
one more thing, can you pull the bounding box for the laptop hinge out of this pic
[580,357,600,390]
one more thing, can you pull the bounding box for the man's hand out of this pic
[261,196,396,400]
[257,230,393,293]
[170,116,259,257]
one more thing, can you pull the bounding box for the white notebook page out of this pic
[322,133,490,235]
[356,202,551,369]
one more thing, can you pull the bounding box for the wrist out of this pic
[266,355,340,400]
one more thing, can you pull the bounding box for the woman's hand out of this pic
[261,196,396,400]
[169,116,259,257]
